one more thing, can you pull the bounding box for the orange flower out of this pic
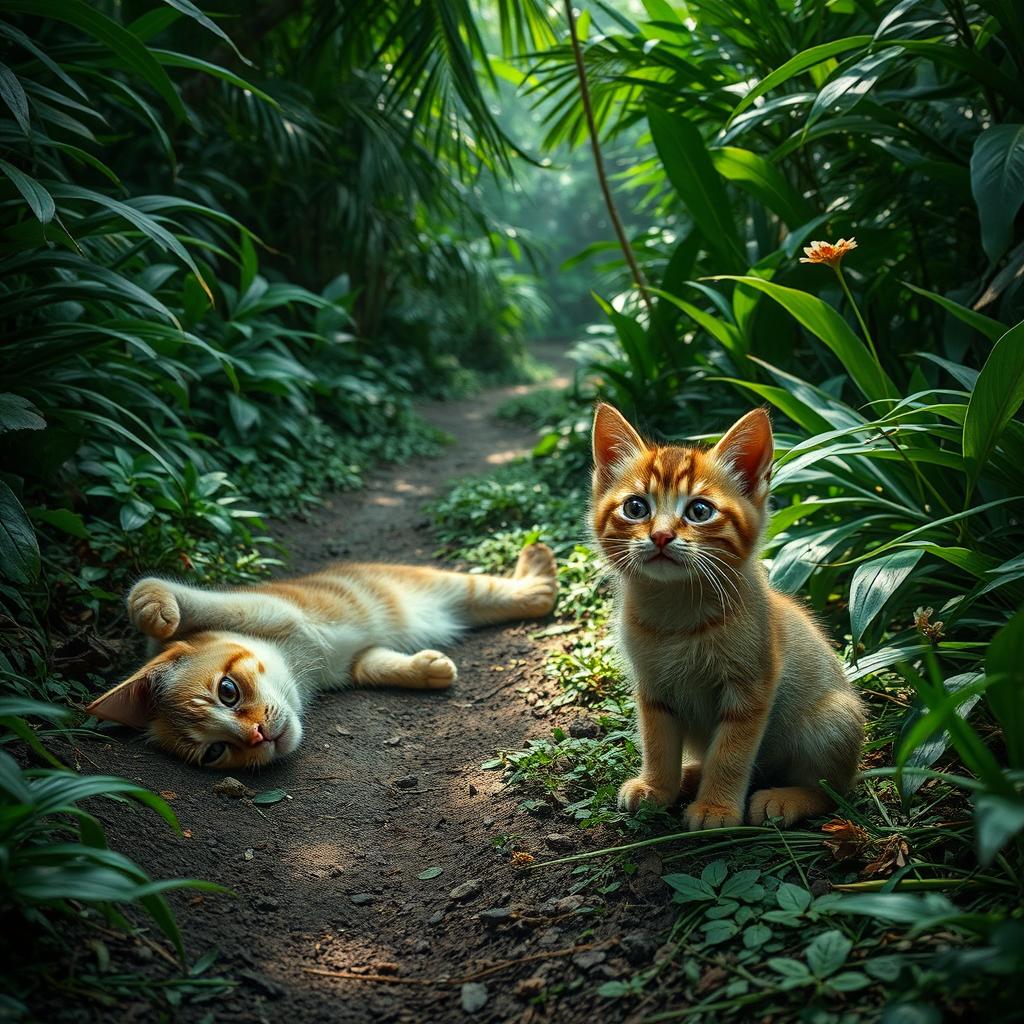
[799,237,858,267]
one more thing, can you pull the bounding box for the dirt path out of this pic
[79,357,675,1023]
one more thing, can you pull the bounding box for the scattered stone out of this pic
[478,907,513,925]
[467,783,478,797]
[350,893,375,906]
[568,719,600,739]
[554,894,586,915]
[333,725,351,736]
[212,776,254,799]
[328,865,345,878]
[544,833,573,851]
[482,817,495,827]
[620,929,658,965]
[256,896,280,912]
[428,910,444,925]
[394,775,418,790]
[449,878,484,902]
[384,736,402,746]
[572,950,607,972]
[243,848,254,861]
[515,976,545,1000]
[460,982,488,1013]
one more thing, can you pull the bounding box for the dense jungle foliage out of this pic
[1,0,1022,1020]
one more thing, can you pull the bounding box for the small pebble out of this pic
[350,893,374,906]
[394,775,418,790]
[460,982,488,1013]
[449,878,483,902]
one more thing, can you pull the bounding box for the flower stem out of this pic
[835,265,879,362]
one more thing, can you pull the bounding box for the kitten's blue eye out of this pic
[622,496,650,521]
[201,742,227,766]
[685,499,716,523]
[218,676,240,707]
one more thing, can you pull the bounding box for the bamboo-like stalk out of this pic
[563,0,653,317]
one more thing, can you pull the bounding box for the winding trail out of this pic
[85,352,674,1023]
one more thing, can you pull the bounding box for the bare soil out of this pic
[68,366,678,1023]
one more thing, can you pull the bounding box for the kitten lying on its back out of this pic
[87,543,558,769]
[590,403,863,828]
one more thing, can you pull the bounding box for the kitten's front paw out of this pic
[685,800,743,831]
[617,777,675,812]
[128,579,180,639]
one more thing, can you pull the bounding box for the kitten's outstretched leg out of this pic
[351,646,457,690]
[459,542,558,625]
[127,578,301,641]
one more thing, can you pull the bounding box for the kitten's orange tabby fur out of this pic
[87,544,558,769]
[591,403,863,828]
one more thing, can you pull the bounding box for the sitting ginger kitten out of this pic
[591,403,863,828]
[87,543,558,769]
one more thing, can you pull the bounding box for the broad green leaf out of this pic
[727,37,873,124]
[986,608,1024,769]
[974,792,1024,866]
[702,919,739,945]
[151,49,278,107]
[709,147,814,227]
[662,872,716,902]
[647,101,745,272]
[0,160,55,224]
[31,508,90,539]
[849,548,923,648]
[0,392,46,431]
[971,124,1024,264]
[806,930,852,978]
[903,282,1005,342]
[417,866,443,880]
[776,882,812,913]
[711,277,898,402]
[0,479,39,584]
[701,860,727,888]
[962,320,1024,490]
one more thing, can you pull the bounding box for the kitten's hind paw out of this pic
[127,579,180,640]
[514,542,557,580]
[617,777,675,813]
[748,786,830,827]
[409,650,457,689]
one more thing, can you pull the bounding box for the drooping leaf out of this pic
[962,320,1024,490]
[0,479,40,584]
[971,124,1024,264]
[647,101,745,273]
[848,548,923,648]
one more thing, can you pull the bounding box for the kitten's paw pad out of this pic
[410,650,457,689]
[127,579,180,639]
[748,787,823,827]
[617,777,675,812]
[514,542,557,581]
[685,800,743,831]
[679,764,703,801]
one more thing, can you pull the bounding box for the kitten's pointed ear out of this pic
[593,403,645,475]
[86,643,190,730]
[711,408,774,501]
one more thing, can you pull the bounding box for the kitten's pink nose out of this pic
[651,529,675,548]
[246,723,268,746]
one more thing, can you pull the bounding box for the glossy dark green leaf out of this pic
[849,548,923,648]
[971,124,1024,264]
[0,479,39,584]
